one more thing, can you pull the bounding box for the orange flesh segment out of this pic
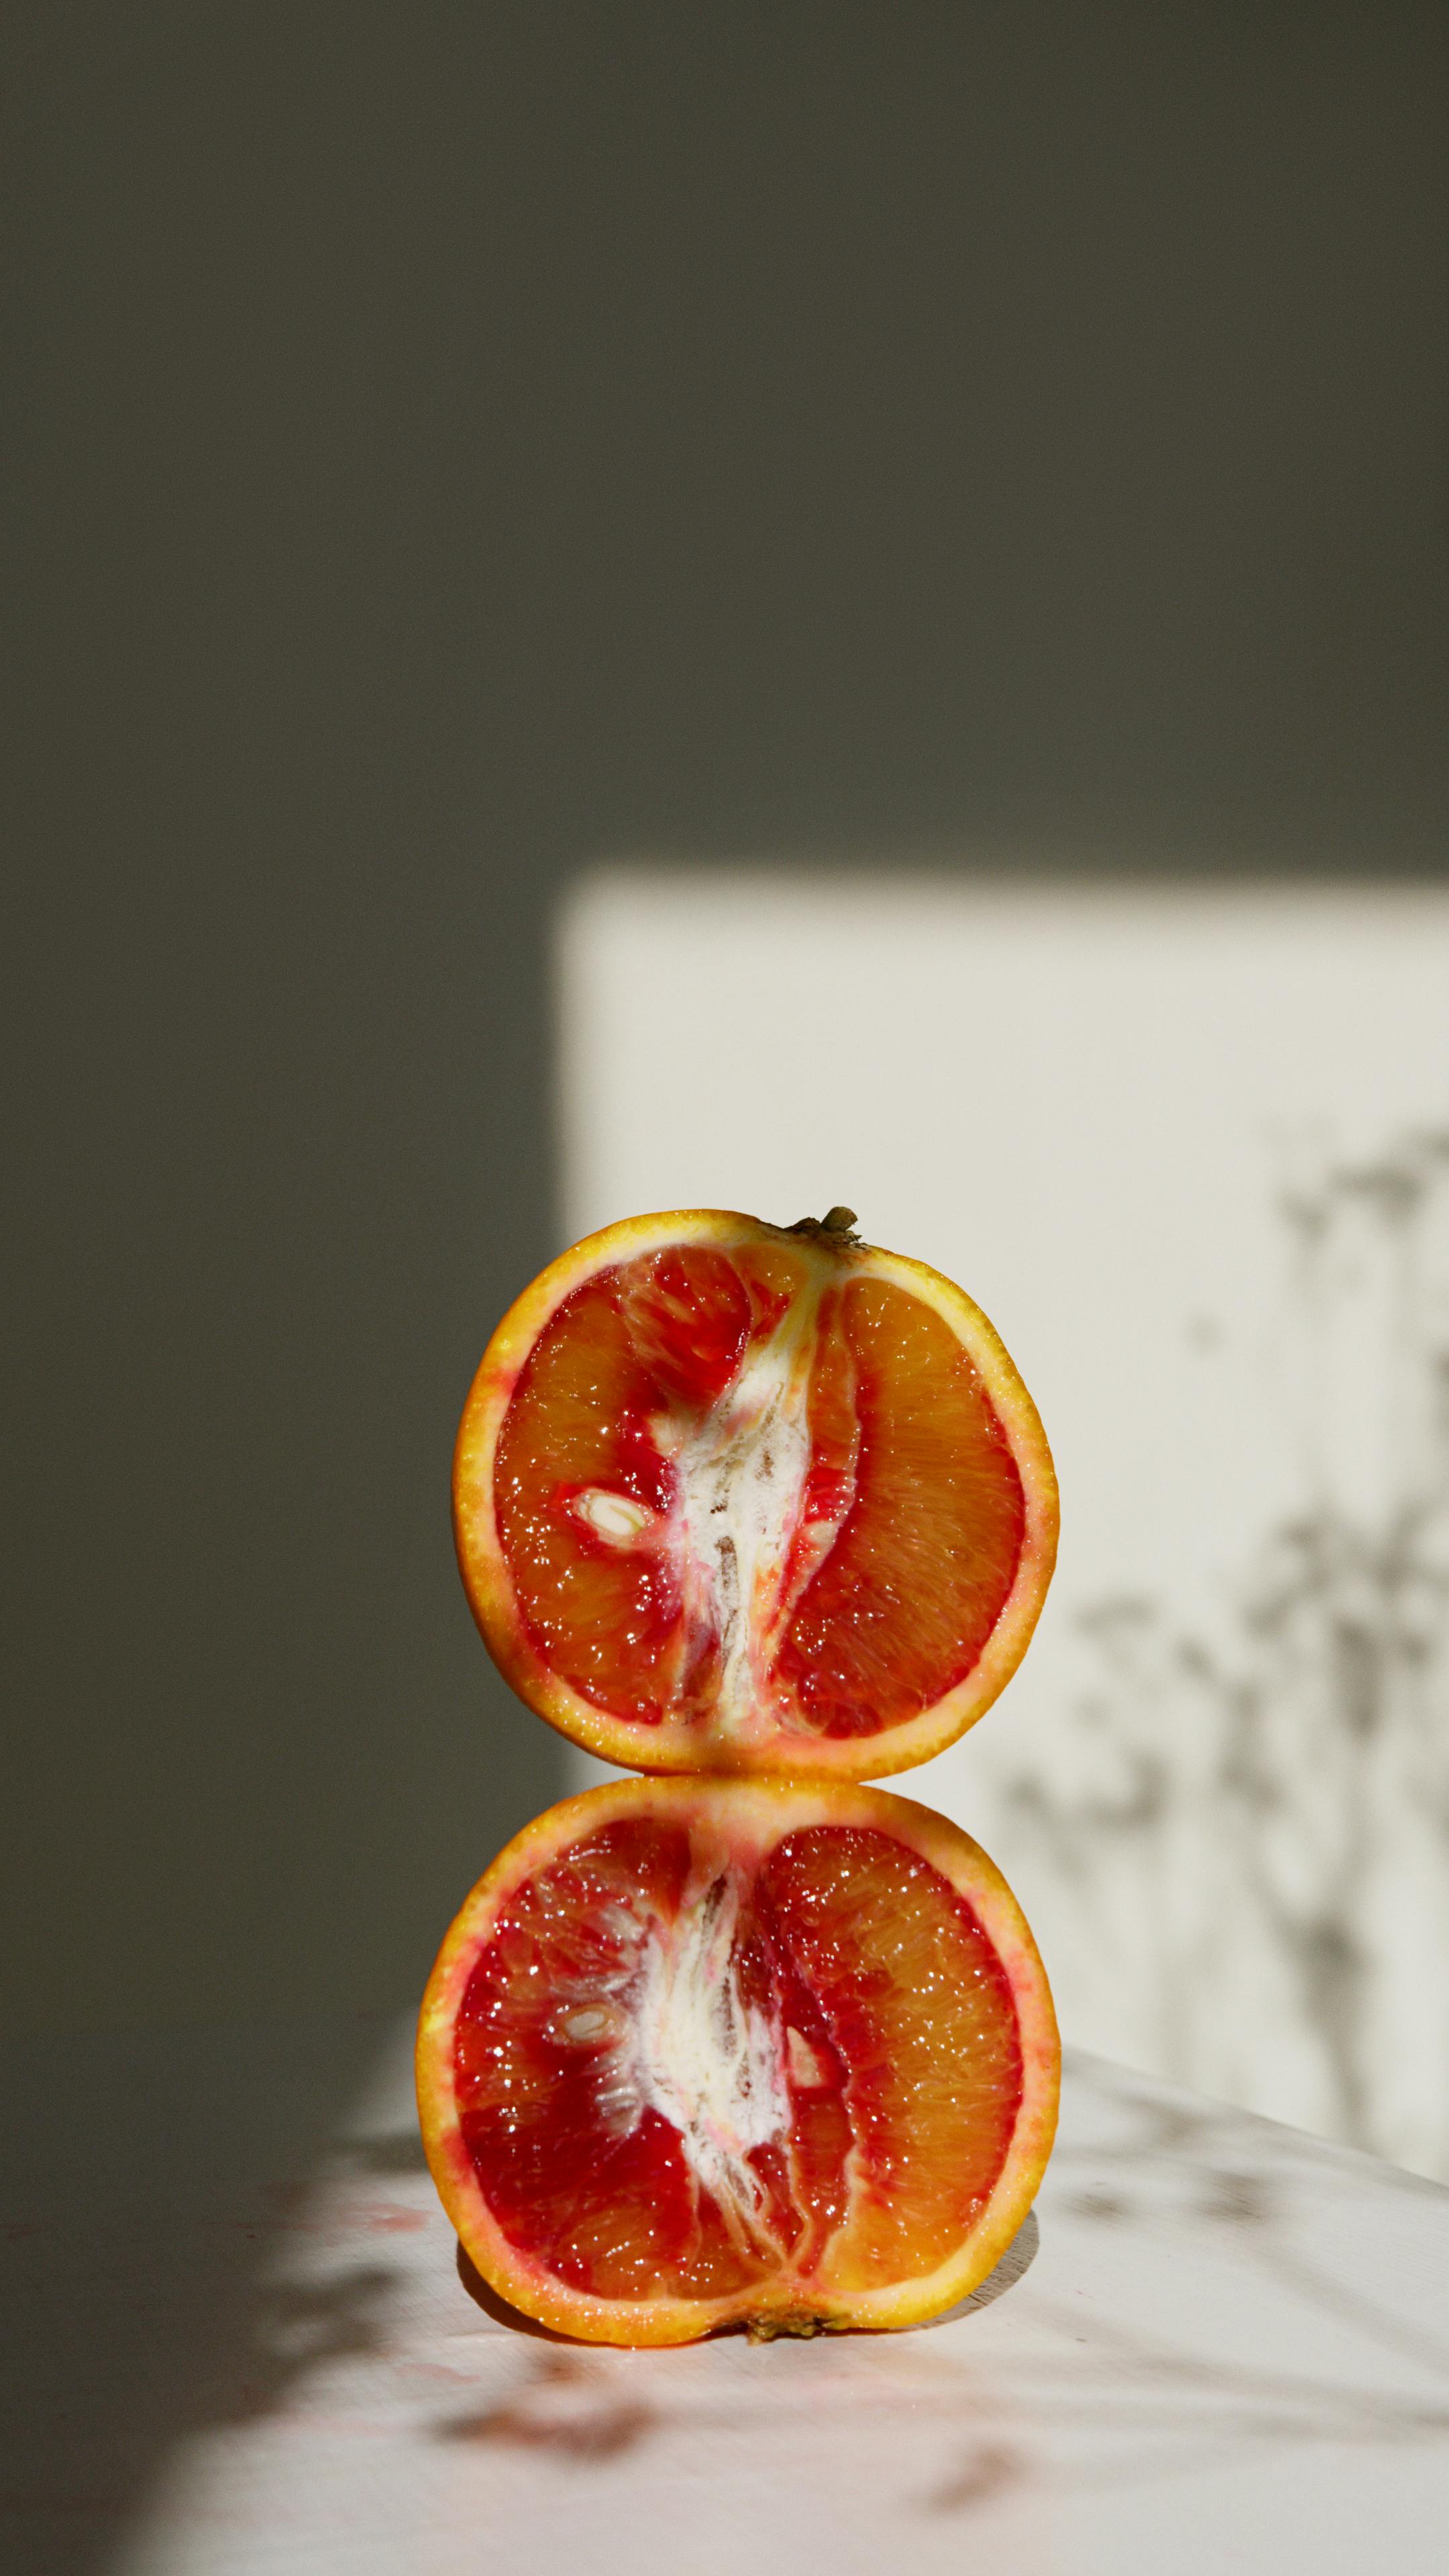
[492,1242,1026,1750]
[452,1815,1024,2306]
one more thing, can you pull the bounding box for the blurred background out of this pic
[5,1,1449,2557]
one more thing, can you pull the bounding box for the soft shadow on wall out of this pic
[9,0,1448,2062]
[558,869,1449,2178]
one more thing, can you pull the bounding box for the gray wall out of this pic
[7,1,1448,2043]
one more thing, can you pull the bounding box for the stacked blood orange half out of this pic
[419,1206,1061,2345]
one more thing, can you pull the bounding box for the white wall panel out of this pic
[557,872,1449,2175]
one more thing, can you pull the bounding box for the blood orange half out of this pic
[417,1776,1057,2345]
[454,1207,1057,1778]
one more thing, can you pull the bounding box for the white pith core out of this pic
[569,1285,855,1739]
[557,1872,794,2255]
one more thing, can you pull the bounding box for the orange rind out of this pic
[417,1776,1059,2346]
[453,1208,1058,1779]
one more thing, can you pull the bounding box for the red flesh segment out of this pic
[453,1817,1024,2305]
[492,1245,1026,1743]
[781,1278,1027,1735]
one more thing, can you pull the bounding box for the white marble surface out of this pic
[74,2019,1449,2574]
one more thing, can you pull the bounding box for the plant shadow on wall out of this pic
[1005,1129,1449,2179]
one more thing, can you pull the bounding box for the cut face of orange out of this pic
[417,1776,1058,2345]
[455,1209,1057,1777]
